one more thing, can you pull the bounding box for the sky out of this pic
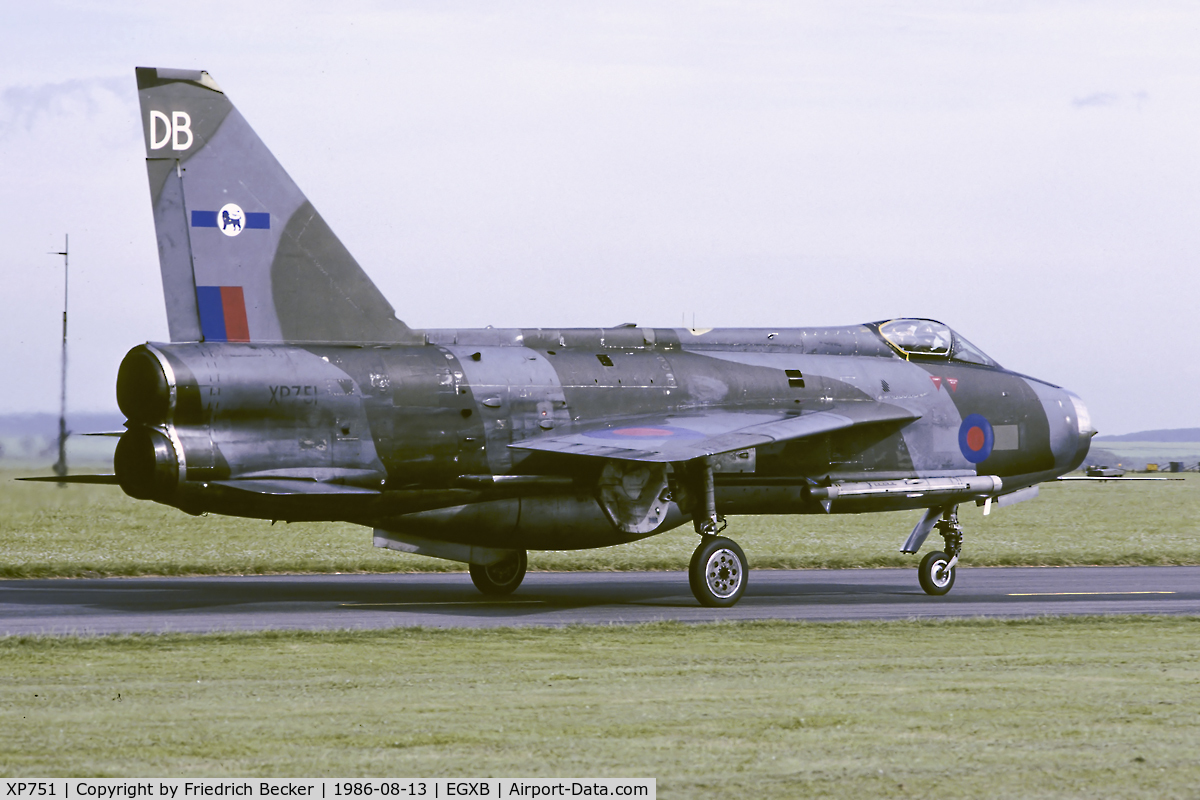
[2,1,1198,435]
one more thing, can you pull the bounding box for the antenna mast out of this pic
[51,234,69,482]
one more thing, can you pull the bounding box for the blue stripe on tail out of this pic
[195,286,227,341]
[191,210,269,229]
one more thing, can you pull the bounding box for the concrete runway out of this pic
[2,566,1198,635]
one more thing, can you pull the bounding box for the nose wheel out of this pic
[918,550,956,595]
[916,507,963,596]
[689,536,748,607]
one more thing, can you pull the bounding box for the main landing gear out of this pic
[689,536,748,608]
[682,456,749,607]
[916,507,963,596]
[469,550,528,596]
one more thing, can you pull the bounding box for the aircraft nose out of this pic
[1063,390,1095,470]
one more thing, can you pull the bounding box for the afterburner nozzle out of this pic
[116,346,173,424]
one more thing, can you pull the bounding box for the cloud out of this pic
[1071,92,1119,108]
[0,77,125,138]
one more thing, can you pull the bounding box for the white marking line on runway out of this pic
[341,600,546,607]
[1006,591,1176,596]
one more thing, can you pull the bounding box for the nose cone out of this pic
[1062,391,1095,472]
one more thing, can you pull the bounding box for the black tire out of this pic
[688,537,748,608]
[469,550,527,596]
[918,550,956,596]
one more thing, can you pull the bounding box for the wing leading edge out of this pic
[508,402,920,463]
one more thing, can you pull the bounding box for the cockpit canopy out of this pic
[877,319,998,366]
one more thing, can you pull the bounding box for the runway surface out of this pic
[2,566,1198,635]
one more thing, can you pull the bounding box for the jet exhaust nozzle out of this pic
[114,427,179,500]
[117,346,172,424]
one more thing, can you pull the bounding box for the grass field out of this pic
[6,471,1199,796]
[1,618,1197,797]
[1091,440,1200,462]
[4,470,1199,578]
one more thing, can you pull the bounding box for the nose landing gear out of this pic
[916,507,963,596]
[918,550,956,595]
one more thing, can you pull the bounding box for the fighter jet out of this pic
[32,68,1096,607]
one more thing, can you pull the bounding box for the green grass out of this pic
[4,470,1200,578]
[1,618,1198,797]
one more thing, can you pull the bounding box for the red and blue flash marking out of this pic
[196,286,250,342]
[958,413,994,463]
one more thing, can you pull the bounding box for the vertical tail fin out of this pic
[135,67,420,344]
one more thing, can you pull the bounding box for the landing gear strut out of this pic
[917,507,962,596]
[692,456,726,537]
[681,457,747,607]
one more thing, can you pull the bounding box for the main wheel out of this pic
[469,550,528,596]
[918,550,956,596]
[689,537,748,608]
